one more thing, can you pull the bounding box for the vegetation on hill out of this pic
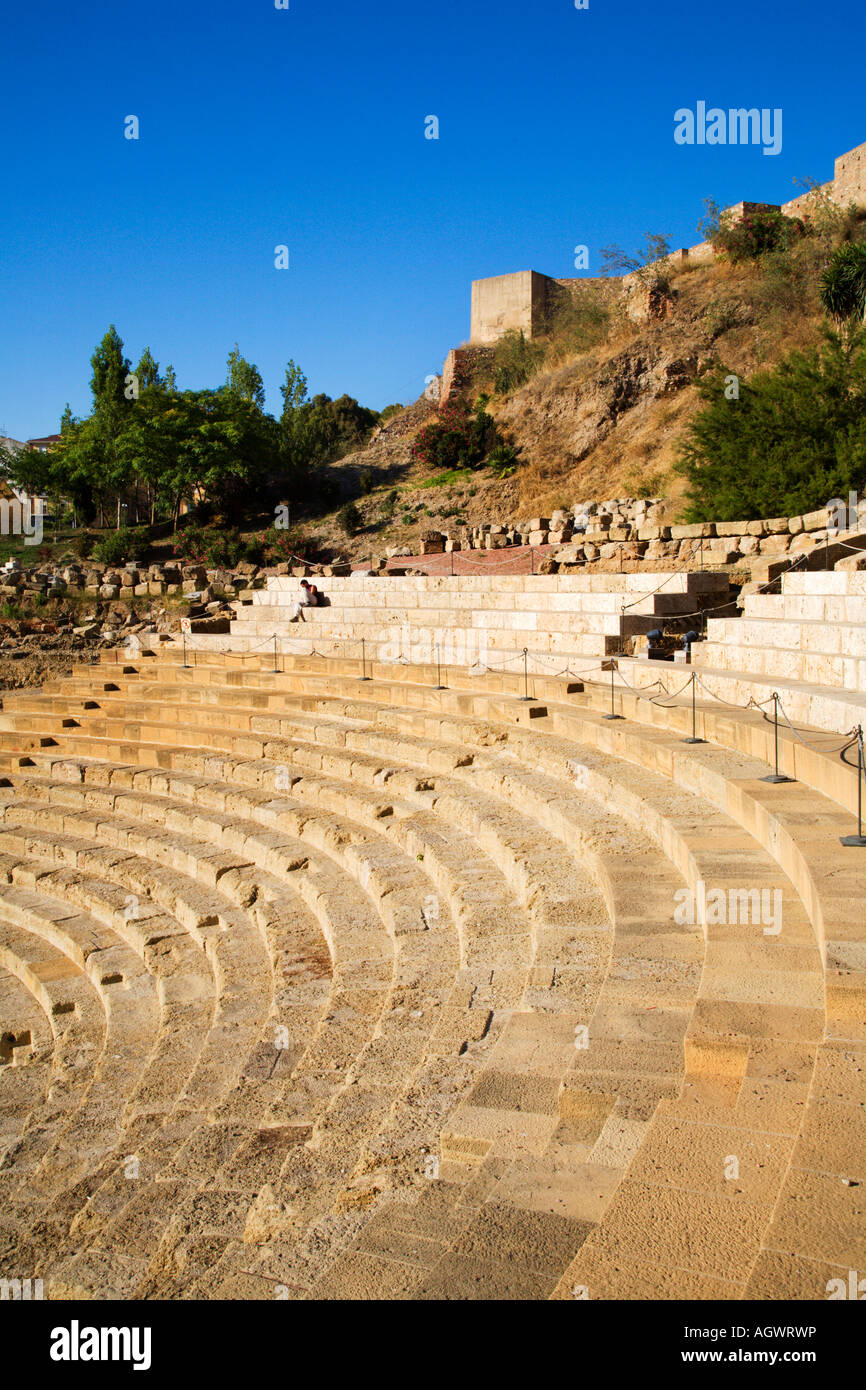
[676,329,866,521]
[677,194,866,520]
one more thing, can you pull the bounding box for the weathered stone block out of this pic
[671,523,715,539]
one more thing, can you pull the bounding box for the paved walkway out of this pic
[356,544,561,576]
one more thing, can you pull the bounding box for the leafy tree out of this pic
[90,324,131,408]
[675,328,866,520]
[135,347,161,390]
[279,358,311,468]
[171,388,279,522]
[600,233,672,289]
[225,344,265,409]
[296,393,379,466]
[88,326,135,525]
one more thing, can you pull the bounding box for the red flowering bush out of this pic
[711,209,808,264]
[411,400,498,472]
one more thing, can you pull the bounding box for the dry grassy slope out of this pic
[314,256,825,559]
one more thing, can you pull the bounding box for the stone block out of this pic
[671,523,715,539]
[758,535,792,555]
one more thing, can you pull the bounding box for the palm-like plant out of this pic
[820,241,866,324]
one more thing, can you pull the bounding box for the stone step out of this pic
[695,638,866,694]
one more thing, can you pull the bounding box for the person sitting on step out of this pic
[290,578,321,621]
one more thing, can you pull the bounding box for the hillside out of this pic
[303,230,846,561]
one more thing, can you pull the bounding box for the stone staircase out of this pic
[186,571,733,674]
[623,570,866,737]
[0,648,862,1300]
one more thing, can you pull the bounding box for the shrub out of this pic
[92,526,149,565]
[486,443,523,478]
[548,292,611,358]
[820,240,866,325]
[337,502,362,535]
[73,531,95,560]
[358,468,375,494]
[411,400,498,472]
[705,203,808,263]
[755,244,822,322]
[704,295,748,339]
[491,331,546,394]
[172,524,248,568]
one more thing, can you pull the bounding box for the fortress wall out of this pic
[466,140,866,349]
[470,270,552,344]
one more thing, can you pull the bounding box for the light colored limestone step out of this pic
[707,615,866,659]
[0,888,160,1228]
[0,967,54,1165]
[620,654,866,748]
[747,592,866,623]
[1,647,860,1301]
[694,638,866,693]
[262,571,729,598]
[0,778,483,1284]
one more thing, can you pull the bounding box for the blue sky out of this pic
[2,0,863,438]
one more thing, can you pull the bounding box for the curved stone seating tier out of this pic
[0,648,863,1300]
[0,966,53,1182]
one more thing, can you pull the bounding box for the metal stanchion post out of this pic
[682,672,705,744]
[434,644,445,690]
[603,658,623,720]
[182,632,188,669]
[841,727,866,846]
[359,637,371,681]
[271,634,279,673]
[762,692,794,783]
[518,648,532,702]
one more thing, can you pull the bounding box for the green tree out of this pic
[135,346,161,389]
[226,344,265,409]
[171,388,279,523]
[600,232,672,288]
[675,328,866,520]
[88,326,134,525]
[279,358,311,469]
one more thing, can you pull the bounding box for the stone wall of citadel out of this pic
[468,138,866,346]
